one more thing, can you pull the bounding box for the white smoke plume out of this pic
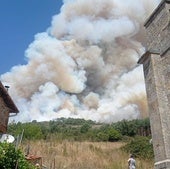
[1,0,160,123]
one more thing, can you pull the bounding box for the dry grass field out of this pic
[22,140,154,169]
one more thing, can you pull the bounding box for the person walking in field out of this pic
[128,154,136,169]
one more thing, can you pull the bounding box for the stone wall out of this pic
[145,1,170,55]
[138,0,170,168]
[162,50,170,104]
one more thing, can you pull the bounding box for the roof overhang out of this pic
[0,81,19,114]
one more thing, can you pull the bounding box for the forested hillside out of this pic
[8,118,151,142]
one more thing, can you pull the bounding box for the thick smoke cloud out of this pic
[1,0,160,123]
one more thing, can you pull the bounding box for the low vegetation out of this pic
[0,142,35,169]
[4,118,154,168]
[21,140,154,169]
[122,136,154,159]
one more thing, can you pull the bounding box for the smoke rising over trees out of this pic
[1,0,160,123]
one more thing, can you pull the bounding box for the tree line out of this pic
[7,117,151,142]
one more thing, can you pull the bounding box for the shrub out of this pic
[122,136,154,159]
[96,132,109,141]
[80,123,91,133]
[0,142,35,169]
[107,128,122,141]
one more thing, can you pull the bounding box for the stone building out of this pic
[0,81,19,133]
[138,0,170,168]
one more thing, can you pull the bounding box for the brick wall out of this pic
[0,97,10,133]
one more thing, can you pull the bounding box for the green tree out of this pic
[23,123,43,140]
[122,136,154,159]
[107,128,122,141]
[80,123,91,133]
[96,132,109,141]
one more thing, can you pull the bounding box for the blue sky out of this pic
[0,0,63,74]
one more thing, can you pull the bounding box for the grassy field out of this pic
[22,140,154,169]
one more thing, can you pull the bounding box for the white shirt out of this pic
[128,157,136,169]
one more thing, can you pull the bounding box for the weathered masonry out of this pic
[138,0,170,168]
[0,81,19,133]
